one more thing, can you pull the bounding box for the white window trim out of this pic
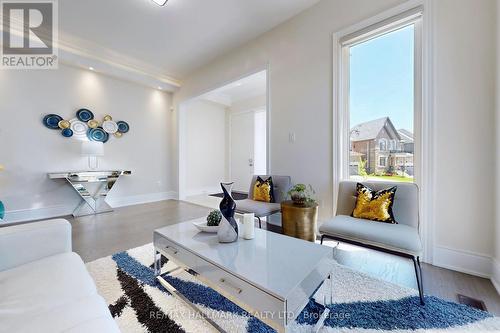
[332,0,435,263]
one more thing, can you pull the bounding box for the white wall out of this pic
[431,0,497,276]
[0,64,174,222]
[173,0,499,277]
[184,99,228,195]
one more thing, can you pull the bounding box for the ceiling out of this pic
[200,70,266,105]
[59,0,321,82]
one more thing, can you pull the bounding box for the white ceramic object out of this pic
[102,120,119,134]
[70,118,89,141]
[193,221,219,233]
[242,213,255,240]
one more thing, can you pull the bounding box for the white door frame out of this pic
[332,0,435,263]
[178,66,271,199]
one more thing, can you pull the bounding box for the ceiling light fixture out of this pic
[89,67,94,71]
[151,0,168,6]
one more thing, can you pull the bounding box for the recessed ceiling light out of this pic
[158,86,163,90]
[152,0,168,6]
[89,67,94,71]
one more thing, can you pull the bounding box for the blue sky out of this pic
[349,25,414,132]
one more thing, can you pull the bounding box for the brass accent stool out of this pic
[281,200,318,242]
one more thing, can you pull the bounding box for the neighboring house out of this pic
[350,117,414,176]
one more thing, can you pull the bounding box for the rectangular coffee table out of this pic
[153,218,333,332]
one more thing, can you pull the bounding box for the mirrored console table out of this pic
[48,171,131,217]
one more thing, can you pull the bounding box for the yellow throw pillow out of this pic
[252,176,275,203]
[352,183,397,224]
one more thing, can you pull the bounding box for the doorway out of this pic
[178,69,268,206]
[230,108,267,192]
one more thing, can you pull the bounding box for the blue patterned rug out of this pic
[86,243,500,332]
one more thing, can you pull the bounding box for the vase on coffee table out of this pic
[217,182,238,243]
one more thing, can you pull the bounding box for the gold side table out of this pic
[281,201,318,242]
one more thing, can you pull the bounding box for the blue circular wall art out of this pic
[61,128,74,137]
[76,109,94,122]
[87,127,108,142]
[116,121,130,133]
[43,109,130,143]
[43,114,63,129]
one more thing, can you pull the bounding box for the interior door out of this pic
[231,112,255,192]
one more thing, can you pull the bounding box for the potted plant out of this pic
[207,210,222,226]
[287,183,316,206]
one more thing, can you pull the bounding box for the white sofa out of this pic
[0,219,120,333]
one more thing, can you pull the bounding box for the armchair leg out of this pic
[412,256,425,305]
[256,216,262,229]
[320,235,325,244]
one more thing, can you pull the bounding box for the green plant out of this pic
[207,210,222,226]
[287,183,316,205]
[358,158,368,177]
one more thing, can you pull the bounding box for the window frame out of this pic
[332,1,435,264]
[336,7,423,182]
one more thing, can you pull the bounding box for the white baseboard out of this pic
[492,259,500,294]
[3,205,75,224]
[106,191,178,208]
[3,191,178,224]
[433,245,492,278]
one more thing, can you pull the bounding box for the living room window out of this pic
[340,8,422,183]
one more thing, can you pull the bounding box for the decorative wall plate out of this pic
[76,109,94,122]
[87,127,108,142]
[70,118,89,141]
[102,120,118,134]
[61,128,73,137]
[88,119,99,129]
[43,110,129,143]
[116,121,130,133]
[43,114,63,129]
[58,120,70,129]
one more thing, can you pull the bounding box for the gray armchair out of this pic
[235,175,291,228]
[319,180,424,304]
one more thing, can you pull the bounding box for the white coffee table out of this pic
[153,218,334,332]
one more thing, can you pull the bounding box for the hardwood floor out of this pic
[69,199,500,315]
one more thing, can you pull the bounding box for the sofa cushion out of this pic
[235,199,281,217]
[7,294,119,333]
[319,215,422,256]
[0,252,118,333]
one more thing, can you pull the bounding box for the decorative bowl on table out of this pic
[193,221,219,233]
[193,210,222,233]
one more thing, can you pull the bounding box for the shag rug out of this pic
[86,243,500,332]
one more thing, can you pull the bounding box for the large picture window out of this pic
[341,9,422,183]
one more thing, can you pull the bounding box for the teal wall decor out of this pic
[43,109,130,143]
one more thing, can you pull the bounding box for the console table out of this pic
[48,170,131,217]
[154,218,334,332]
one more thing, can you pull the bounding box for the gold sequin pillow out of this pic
[252,176,275,203]
[352,183,397,224]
